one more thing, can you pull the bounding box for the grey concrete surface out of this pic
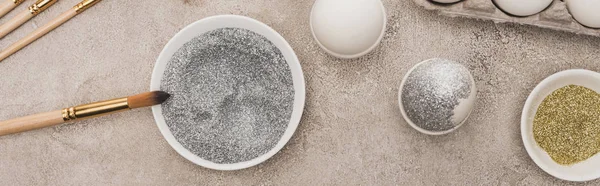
[1,0,599,185]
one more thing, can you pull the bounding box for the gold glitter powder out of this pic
[533,85,600,165]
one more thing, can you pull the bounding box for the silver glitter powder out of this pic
[401,58,473,132]
[160,28,294,164]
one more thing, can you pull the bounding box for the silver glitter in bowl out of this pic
[160,28,294,164]
[399,58,476,135]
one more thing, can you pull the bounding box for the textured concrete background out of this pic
[1,0,600,185]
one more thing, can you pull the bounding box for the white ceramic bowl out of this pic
[522,69,600,182]
[150,15,306,170]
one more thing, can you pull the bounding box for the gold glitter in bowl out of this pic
[533,85,600,165]
[522,69,600,181]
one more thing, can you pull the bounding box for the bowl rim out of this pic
[397,58,475,135]
[149,15,306,171]
[309,0,387,59]
[521,69,600,182]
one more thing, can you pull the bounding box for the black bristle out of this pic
[153,91,171,104]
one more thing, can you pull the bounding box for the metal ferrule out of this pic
[74,0,100,13]
[29,0,56,15]
[61,97,130,121]
[13,0,25,5]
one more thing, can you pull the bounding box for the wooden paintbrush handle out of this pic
[0,0,19,18]
[0,8,76,61]
[0,9,34,38]
[0,110,64,136]
[0,91,168,136]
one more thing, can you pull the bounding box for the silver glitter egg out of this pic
[398,58,477,135]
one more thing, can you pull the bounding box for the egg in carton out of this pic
[413,0,600,37]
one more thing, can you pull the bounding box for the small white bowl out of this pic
[150,15,306,171]
[522,69,600,182]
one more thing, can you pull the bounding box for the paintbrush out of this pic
[0,0,58,39]
[0,91,170,136]
[0,0,26,18]
[0,0,101,62]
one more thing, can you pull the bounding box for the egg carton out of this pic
[412,0,600,37]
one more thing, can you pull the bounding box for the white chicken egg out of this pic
[494,0,553,17]
[310,0,386,59]
[567,0,600,28]
[431,0,462,3]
